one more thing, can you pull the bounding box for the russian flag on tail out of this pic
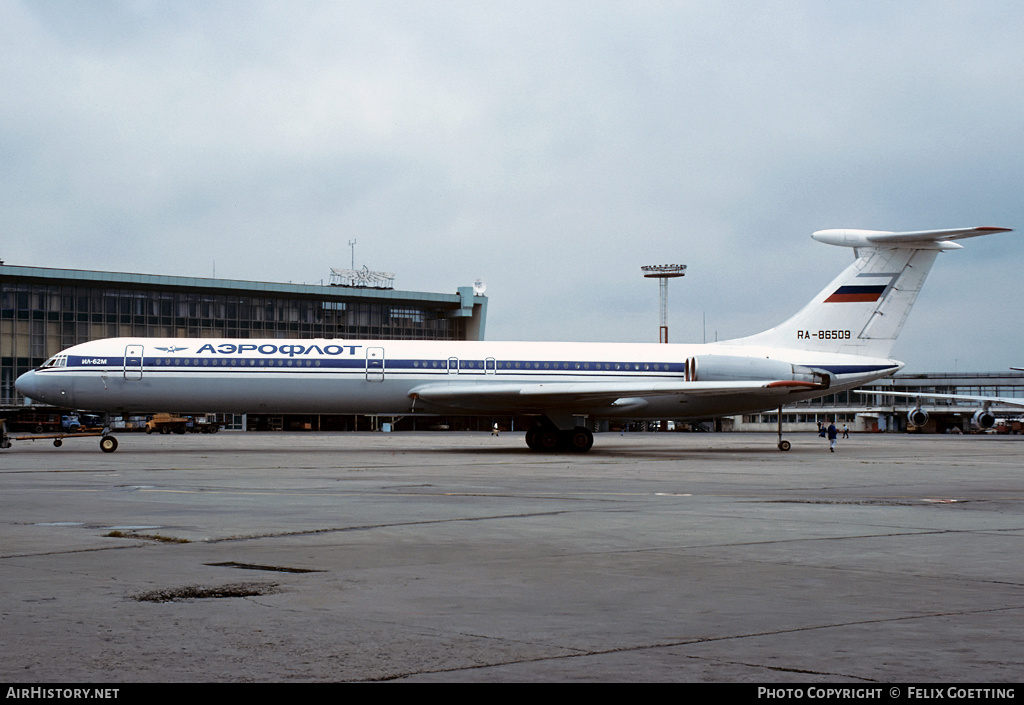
[825,284,887,303]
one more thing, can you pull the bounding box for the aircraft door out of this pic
[124,345,144,381]
[366,347,385,382]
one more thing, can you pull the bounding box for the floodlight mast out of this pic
[641,264,686,343]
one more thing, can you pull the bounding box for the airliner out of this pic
[12,226,1012,453]
[856,388,1024,430]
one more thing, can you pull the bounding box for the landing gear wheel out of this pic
[100,436,118,453]
[778,440,791,452]
[525,428,541,451]
[565,427,594,453]
[537,430,561,451]
[53,439,63,448]
[526,427,562,452]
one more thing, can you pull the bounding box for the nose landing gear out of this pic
[777,406,791,451]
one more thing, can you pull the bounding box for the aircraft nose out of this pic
[15,370,42,402]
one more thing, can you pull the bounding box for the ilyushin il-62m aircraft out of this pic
[12,226,1012,453]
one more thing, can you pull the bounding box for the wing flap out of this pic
[410,379,823,412]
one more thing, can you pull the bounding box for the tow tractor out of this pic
[1,419,119,453]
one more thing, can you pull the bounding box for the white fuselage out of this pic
[15,337,900,420]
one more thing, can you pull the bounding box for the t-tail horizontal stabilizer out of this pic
[724,226,1013,359]
[811,226,1011,250]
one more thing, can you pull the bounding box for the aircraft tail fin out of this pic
[721,226,1011,359]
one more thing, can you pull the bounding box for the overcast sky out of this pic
[2,1,1021,372]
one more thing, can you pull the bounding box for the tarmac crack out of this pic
[205,510,572,543]
[761,498,975,507]
[368,605,1024,682]
[205,561,323,573]
[640,526,1024,551]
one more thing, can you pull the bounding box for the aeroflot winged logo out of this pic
[824,273,897,303]
[155,346,189,353]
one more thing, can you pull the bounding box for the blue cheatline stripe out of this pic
[56,356,896,378]
[64,356,689,373]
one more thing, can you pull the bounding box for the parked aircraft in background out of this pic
[12,226,1012,453]
[857,388,1024,430]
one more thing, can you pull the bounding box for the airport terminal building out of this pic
[0,263,487,418]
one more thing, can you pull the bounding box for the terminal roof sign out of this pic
[330,266,395,289]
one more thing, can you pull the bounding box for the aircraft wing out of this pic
[410,379,823,412]
[856,390,1024,408]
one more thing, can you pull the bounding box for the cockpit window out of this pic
[40,354,67,369]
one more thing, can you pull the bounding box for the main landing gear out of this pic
[522,412,794,454]
[525,424,594,453]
